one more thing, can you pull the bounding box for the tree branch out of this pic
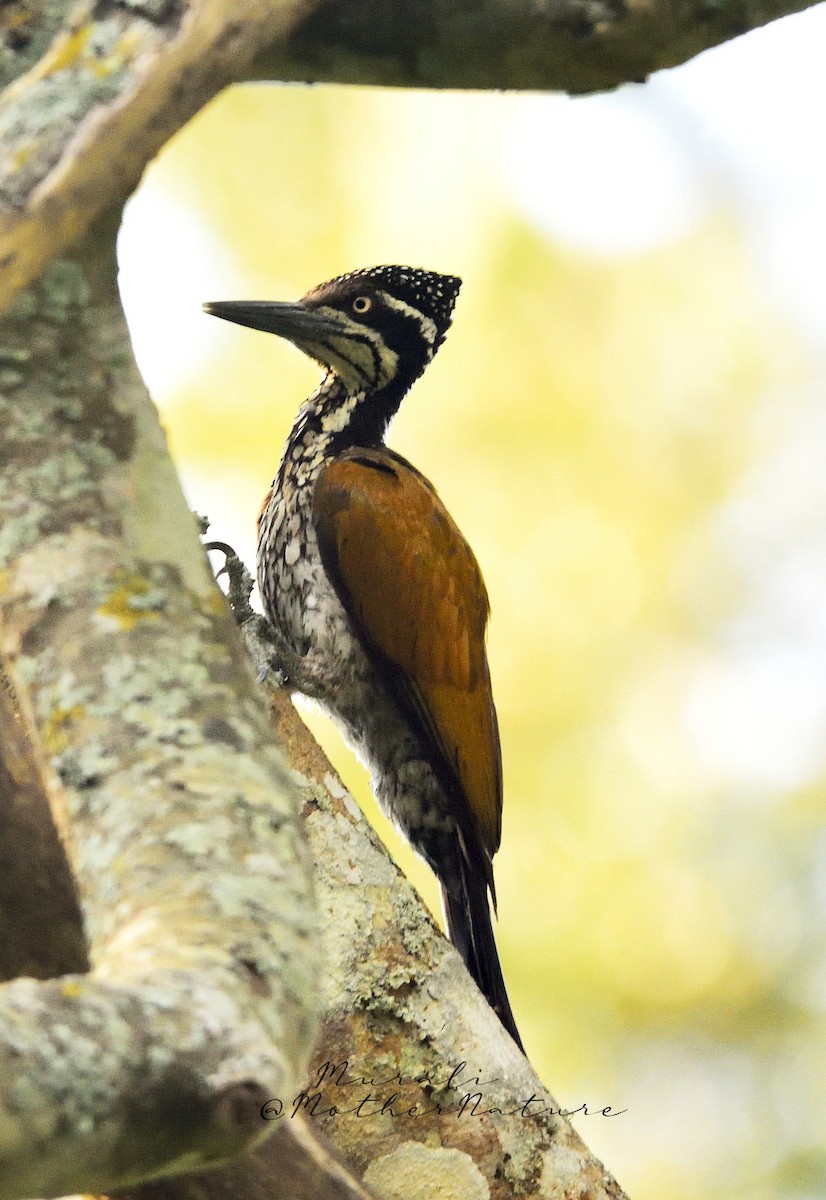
[0,656,88,982]
[262,688,629,1200]
[0,0,322,310]
[0,219,320,1196]
[257,0,806,92]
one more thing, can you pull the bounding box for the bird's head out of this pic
[204,266,462,398]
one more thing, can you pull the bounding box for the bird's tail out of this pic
[441,859,524,1052]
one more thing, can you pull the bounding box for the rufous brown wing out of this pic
[312,446,502,862]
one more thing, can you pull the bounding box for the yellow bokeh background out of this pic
[119,81,826,1200]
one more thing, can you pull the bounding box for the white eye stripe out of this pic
[376,291,439,345]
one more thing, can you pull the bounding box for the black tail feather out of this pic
[441,859,524,1053]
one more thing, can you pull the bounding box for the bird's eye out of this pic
[352,295,372,314]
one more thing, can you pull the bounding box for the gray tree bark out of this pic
[0,225,320,1197]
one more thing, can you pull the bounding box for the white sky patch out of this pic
[501,88,709,255]
[654,3,826,349]
[118,190,244,396]
[684,642,826,793]
[501,1,826,302]
[681,400,826,794]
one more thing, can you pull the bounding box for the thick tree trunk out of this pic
[0,220,320,1196]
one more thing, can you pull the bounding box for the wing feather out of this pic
[313,447,502,854]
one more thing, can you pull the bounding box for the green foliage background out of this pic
[120,83,826,1200]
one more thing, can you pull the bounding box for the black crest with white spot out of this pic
[304,265,462,359]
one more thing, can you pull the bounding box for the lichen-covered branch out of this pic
[0,223,320,1196]
[0,656,88,982]
[125,1112,380,1200]
[0,975,280,1197]
[0,0,323,309]
[260,689,629,1200]
[0,0,75,91]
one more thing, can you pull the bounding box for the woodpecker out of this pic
[205,266,523,1050]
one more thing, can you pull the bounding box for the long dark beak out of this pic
[203,300,342,342]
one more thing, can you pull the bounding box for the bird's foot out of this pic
[204,538,256,623]
[201,526,331,699]
[201,532,287,685]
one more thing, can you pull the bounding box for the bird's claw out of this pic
[204,539,256,621]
